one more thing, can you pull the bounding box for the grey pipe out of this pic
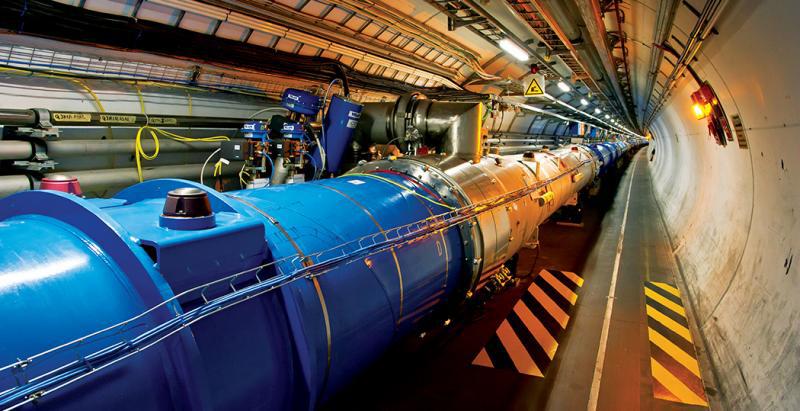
[48,140,232,157]
[0,139,238,160]
[0,175,33,197]
[0,140,33,160]
[0,162,243,198]
[271,156,290,185]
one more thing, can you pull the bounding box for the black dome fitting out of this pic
[162,187,213,218]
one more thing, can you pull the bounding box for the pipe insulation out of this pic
[0,162,244,197]
[0,140,32,160]
[0,139,238,160]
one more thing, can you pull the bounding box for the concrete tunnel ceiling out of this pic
[0,0,797,410]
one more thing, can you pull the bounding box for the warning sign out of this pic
[524,77,544,96]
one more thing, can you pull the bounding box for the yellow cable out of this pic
[0,67,237,182]
[69,79,106,113]
[134,126,230,182]
[0,67,107,112]
[347,173,454,210]
[134,84,147,123]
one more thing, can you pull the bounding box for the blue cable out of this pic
[303,152,319,180]
[262,151,275,184]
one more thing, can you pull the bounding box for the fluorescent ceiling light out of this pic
[498,39,529,62]
[605,114,610,119]
[557,81,571,92]
[580,98,589,106]
[594,108,601,114]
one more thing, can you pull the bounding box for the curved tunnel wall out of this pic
[649,0,799,408]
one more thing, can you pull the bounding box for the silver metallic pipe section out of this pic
[352,144,602,292]
[359,97,483,165]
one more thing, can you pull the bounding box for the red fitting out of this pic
[40,175,83,196]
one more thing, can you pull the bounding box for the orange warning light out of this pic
[692,102,711,119]
[690,84,714,119]
[689,81,732,146]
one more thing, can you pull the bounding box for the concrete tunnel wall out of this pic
[648,0,799,409]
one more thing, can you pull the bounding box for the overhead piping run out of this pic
[426,0,557,80]
[148,0,462,89]
[331,0,500,81]
[640,0,680,121]
[643,0,728,125]
[505,0,617,114]
[608,0,637,127]
[569,0,637,127]
[506,0,627,124]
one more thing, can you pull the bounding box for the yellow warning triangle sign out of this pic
[525,77,544,96]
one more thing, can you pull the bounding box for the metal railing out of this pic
[0,158,592,409]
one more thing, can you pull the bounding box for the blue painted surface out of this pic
[312,95,363,173]
[0,170,462,409]
[282,88,321,116]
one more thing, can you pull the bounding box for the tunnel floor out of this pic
[325,150,718,411]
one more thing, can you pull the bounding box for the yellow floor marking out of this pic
[648,327,702,378]
[497,320,543,377]
[540,269,578,305]
[514,301,558,359]
[650,281,681,298]
[646,305,693,343]
[529,283,570,329]
[650,358,708,406]
[561,270,584,287]
[645,287,686,317]
[473,348,493,368]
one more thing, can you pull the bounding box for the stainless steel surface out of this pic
[359,98,483,163]
[270,155,290,185]
[351,143,600,293]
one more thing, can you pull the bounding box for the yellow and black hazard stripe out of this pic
[473,269,583,377]
[645,281,709,407]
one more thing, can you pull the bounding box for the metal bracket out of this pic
[8,136,56,171]
[11,108,60,140]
